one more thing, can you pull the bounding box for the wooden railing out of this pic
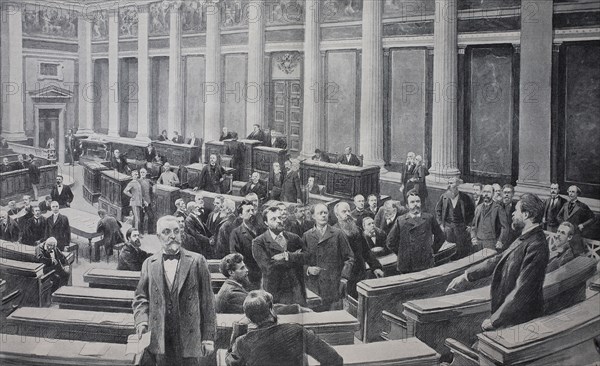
[6,142,56,163]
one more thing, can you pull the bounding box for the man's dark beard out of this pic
[511,219,524,232]
[338,217,360,237]
[236,275,251,288]
[133,239,141,247]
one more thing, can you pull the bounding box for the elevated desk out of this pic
[357,248,496,342]
[300,160,380,200]
[82,160,110,204]
[0,165,57,205]
[236,139,262,179]
[0,258,55,307]
[252,146,287,176]
[401,256,597,355]
[0,333,134,365]
[180,189,246,211]
[153,140,201,165]
[184,163,235,193]
[205,140,228,164]
[153,184,181,218]
[52,286,134,313]
[474,293,600,366]
[98,170,132,221]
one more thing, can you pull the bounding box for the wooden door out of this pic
[272,80,303,152]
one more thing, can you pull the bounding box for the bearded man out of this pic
[118,228,151,271]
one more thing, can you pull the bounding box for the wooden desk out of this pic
[154,140,201,165]
[52,286,134,313]
[401,256,598,355]
[237,139,262,179]
[82,160,110,204]
[366,242,457,274]
[0,165,57,205]
[214,310,359,349]
[252,146,287,176]
[184,163,235,193]
[308,338,439,366]
[205,141,228,164]
[0,333,134,365]
[300,159,380,200]
[180,189,246,211]
[153,184,181,218]
[475,293,600,366]
[0,258,55,307]
[357,248,496,342]
[0,240,74,266]
[82,268,227,294]
[56,208,104,262]
[6,307,135,344]
[98,170,132,221]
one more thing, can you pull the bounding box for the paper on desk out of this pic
[126,332,151,355]
[80,342,110,357]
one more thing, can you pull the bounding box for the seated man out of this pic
[546,222,579,273]
[35,237,71,291]
[337,146,361,166]
[38,195,53,213]
[216,253,311,315]
[0,210,20,242]
[117,228,151,271]
[311,148,330,163]
[157,162,180,187]
[7,200,19,216]
[226,290,343,366]
[240,172,267,203]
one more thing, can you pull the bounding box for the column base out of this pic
[515,180,552,200]
[2,131,28,141]
[135,135,152,143]
[107,130,120,138]
[426,167,461,187]
[362,158,388,174]
[75,128,95,136]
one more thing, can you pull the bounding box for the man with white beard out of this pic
[334,202,383,299]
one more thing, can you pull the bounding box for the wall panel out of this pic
[184,55,206,139]
[222,54,247,136]
[93,59,109,132]
[326,51,358,154]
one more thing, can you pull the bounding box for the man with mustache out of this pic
[50,175,74,208]
[36,237,71,291]
[229,200,263,290]
[253,206,310,306]
[435,178,475,259]
[281,160,302,204]
[21,205,46,245]
[215,199,238,259]
[183,202,211,257]
[350,194,374,229]
[374,200,406,236]
[386,190,446,274]
[303,203,354,311]
[470,185,510,251]
[133,215,216,366]
[447,194,549,331]
[240,172,268,203]
[46,201,71,251]
[501,184,519,245]
[0,210,20,242]
[472,183,484,206]
[196,154,226,193]
[117,228,150,271]
[557,185,596,256]
[362,217,389,255]
[335,202,383,298]
[542,183,566,233]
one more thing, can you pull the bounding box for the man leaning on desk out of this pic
[447,193,549,331]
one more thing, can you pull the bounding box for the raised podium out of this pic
[253,146,287,176]
[300,159,380,200]
[154,141,201,165]
[82,161,110,204]
[98,170,132,221]
[154,184,181,218]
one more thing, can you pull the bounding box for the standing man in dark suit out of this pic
[501,184,519,245]
[65,129,76,165]
[229,201,262,290]
[268,162,285,201]
[133,215,216,366]
[144,143,157,166]
[252,206,310,306]
[335,202,383,298]
[246,124,265,143]
[96,209,124,257]
[401,152,417,196]
[542,183,566,233]
[240,172,267,203]
[387,191,446,274]
[337,146,361,166]
[472,183,484,207]
[226,290,343,366]
[196,154,225,193]
[471,185,510,251]
[281,160,302,203]
[435,178,475,259]
[117,228,150,271]
[303,176,321,204]
[186,132,202,147]
[557,185,596,256]
[374,200,404,236]
[303,203,354,311]
[447,194,549,331]
[110,149,129,175]
[183,202,211,257]
[171,131,184,144]
[50,175,74,208]
[0,210,20,242]
[215,199,238,259]
[21,206,47,245]
[173,199,188,219]
[225,132,245,181]
[45,201,71,251]
[366,194,379,217]
[206,195,225,238]
[350,194,375,229]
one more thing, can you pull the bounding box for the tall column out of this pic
[77,13,94,135]
[107,8,120,137]
[515,0,553,195]
[359,0,385,170]
[136,5,151,141]
[204,0,222,143]
[168,1,184,137]
[428,0,459,182]
[300,0,322,158]
[0,2,26,141]
[246,0,266,134]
